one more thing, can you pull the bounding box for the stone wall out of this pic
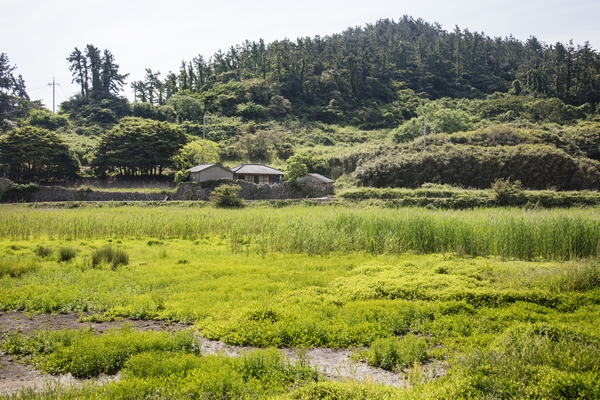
[0,178,11,192]
[0,179,331,203]
[30,186,168,202]
[172,181,331,201]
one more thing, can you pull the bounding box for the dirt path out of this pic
[0,312,442,396]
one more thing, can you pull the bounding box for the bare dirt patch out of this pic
[1,312,443,396]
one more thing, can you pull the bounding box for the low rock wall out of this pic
[30,186,168,202]
[172,181,330,201]
[0,179,331,203]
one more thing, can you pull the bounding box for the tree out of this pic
[1,53,36,131]
[391,102,473,143]
[67,45,129,100]
[27,109,69,130]
[172,139,220,170]
[166,94,204,122]
[92,117,187,177]
[284,154,309,181]
[0,126,79,181]
[67,47,88,97]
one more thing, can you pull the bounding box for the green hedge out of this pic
[354,144,600,190]
[0,182,39,203]
[340,186,600,209]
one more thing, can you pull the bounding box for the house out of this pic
[297,173,335,191]
[187,164,233,182]
[230,164,283,185]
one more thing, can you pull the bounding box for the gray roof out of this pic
[306,173,334,183]
[187,164,232,173]
[231,164,283,175]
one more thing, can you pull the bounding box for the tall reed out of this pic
[1,205,599,261]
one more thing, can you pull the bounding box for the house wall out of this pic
[234,174,281,185]
[190,167,233,182]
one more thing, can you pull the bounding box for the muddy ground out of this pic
[0,312,443,396]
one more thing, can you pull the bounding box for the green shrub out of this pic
[209,184,244,208]
[57,247,77,263]
[492,178,526,206]
[34,245,53,258]
[354,144,600,190]
[0,183,39,203]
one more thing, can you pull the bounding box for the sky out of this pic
[1,0,599,111]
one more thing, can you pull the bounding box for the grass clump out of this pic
[57,247,77,263]
[33,245,53,258]
[360,334,428,371]
[91,246,129,269]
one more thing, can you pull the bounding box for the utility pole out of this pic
[203,114,206,139]
[423,117,427,150]
[47,77,60,113]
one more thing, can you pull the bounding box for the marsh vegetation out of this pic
[0,203,599,398]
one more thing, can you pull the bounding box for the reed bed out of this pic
[1,205,599,260]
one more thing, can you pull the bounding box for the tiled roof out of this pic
[231,164,283,175]
[187,164,232,173]
[307,173,334,183]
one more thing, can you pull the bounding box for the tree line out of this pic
[130,16,600,127]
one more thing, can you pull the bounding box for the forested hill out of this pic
[2,16,600,189]
[130,16,600,127]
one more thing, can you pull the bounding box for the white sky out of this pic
[1,0,598,111]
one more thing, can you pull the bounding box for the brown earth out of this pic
[0,312,443,396]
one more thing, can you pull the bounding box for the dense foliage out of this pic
[0,126,79,181]
[91,117,187,177]
[0,53,39,131]
[1,18,600,188]
[130,17,600,127]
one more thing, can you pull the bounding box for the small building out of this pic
[187,164,233,183]
[297,173,335,191]
[231,164,283,185]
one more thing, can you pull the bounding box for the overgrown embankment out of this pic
[339,185,600,209]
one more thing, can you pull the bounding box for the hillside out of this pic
[1,16,600,189]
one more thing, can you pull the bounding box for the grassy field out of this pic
[1,203,599,398]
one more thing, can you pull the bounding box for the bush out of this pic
[34,245,53,258]
[0,183,39,203]
[354,144,596,190]
[209,184,245,208]
[492,178,526,206]
[57,247,77,263]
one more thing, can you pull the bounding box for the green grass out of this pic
[1,203,600,398]
[1,204,599,260]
